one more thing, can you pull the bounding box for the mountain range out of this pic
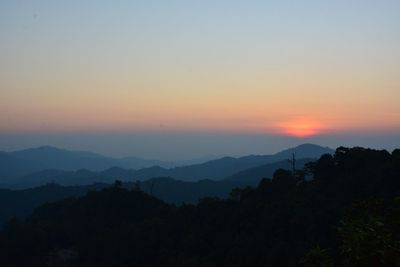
[0,146,173,183]
[0,144,333,188]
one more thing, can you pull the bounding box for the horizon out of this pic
[1,141,334,157]
[0,134,398,161]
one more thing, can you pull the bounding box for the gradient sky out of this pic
[0,0,399,159]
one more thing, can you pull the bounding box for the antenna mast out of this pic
[289,152,296,177]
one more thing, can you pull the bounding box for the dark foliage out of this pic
[0,147,399,266]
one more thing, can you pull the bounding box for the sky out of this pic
[0,0,399,160]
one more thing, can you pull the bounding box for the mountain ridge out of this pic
[1,144,333,188]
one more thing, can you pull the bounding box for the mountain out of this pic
[272,143,334,159]
[0,146,174,182]
[11,146,117,171]
[130,143,333,181]
[224,158,314,186]
[9,168,134,189]
[0,152,38,180]
[6,157,314,189]
[0,144,333,188]
[174,154,227,166]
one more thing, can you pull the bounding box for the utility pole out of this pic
[149,181,155,195]
[288,152,296,177]
[134,180,141,191]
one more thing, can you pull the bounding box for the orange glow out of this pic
[279,118,323,138]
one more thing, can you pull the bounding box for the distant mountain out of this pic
[272,143,334,159]
[114,156,175,170]
[174,154,228,166]
[130,143,333,181]
[0,151,38,180]
[0,144,333,188]
[9,168,133,189]
[0,146,174,182]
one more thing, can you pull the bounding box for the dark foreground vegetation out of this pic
[0,147,399,267]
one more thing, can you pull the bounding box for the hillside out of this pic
[0,178,241,226]
[1,147,399,266]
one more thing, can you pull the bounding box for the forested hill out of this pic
[0,147,399,266]
[0,178,240,226]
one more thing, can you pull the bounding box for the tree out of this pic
[338,200,400,266]
[300,246,332,267]
[113,180,123,188]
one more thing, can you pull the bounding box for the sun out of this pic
[278,118,323,138]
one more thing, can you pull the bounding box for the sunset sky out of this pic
[1,0,399,159]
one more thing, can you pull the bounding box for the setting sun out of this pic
[279,119,323,138]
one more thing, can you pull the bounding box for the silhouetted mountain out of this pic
[0,177,241,226]
[0,152,38,181]
[129,143,333,181]
[11,146,119,171]
[174,154,228,166]
[0,146,174,182]
[224,158,314,186]
[10,168,134,189]
[0,144,333,188]
[114,156,175,169]
[272,143,333,159]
